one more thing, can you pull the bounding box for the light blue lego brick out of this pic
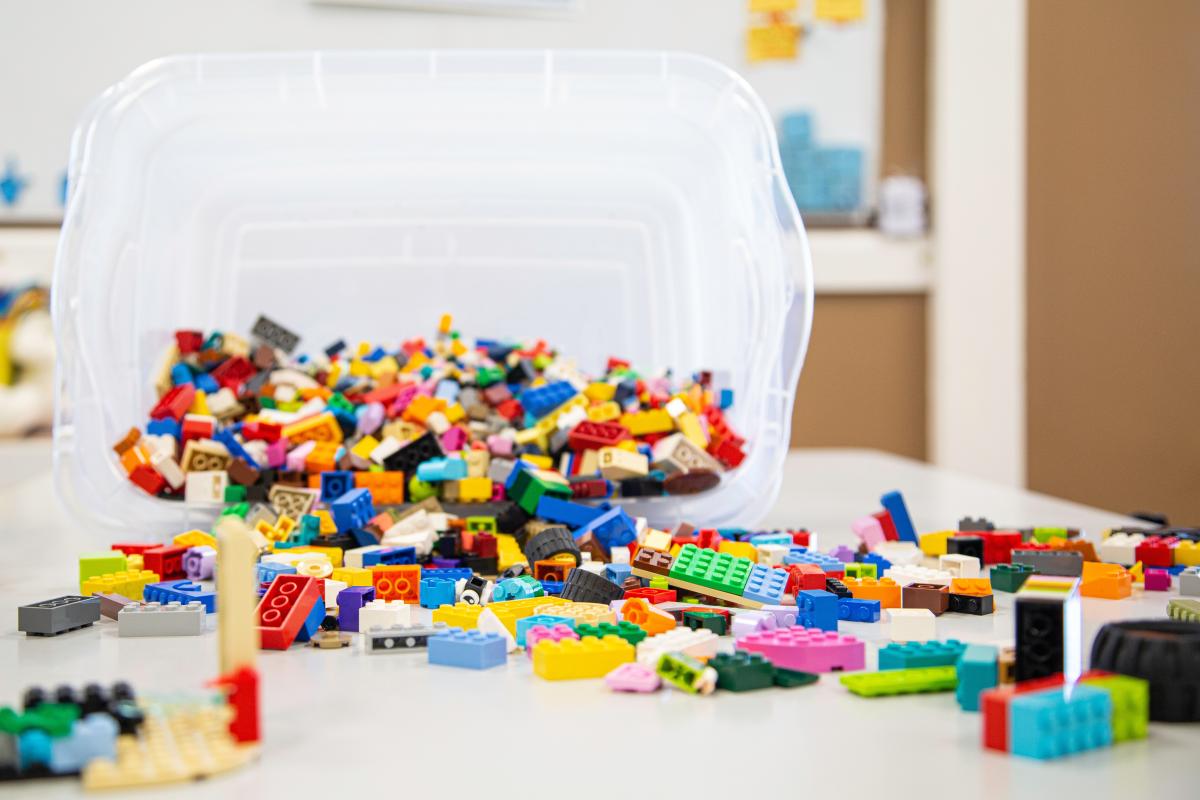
[743,564,787,605]
[434,379,461,403]
[415,457,468,483]
[419,577,458,610]
[143,580,217,613]
[49,714,117,774]
[428,627,508,670]
[491,577,543,603]
[18,728,51,772]
[784,549,843,572]
[880,490,918,543]
[838,597,881,623]
[516,614,574,647]
[748,532,793,547]
[879,640,967,671]
[796,589,839,632]
[956,643,999,712]
[606,563,632,585]
[1009,684,1112,760]
[256,561,297,587]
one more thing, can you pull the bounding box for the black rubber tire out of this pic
[1090,619,1200,722]
[523,526,581,565]
[559,568,623,604]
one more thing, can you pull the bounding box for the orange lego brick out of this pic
[950,578,993,597]
[1080,562,1132,599]
[844,577,901,609]
[355,471,406,505]
[373,565,421,603]
[305,442,340,473]
[403,395,446,424]
[282,411,343,445]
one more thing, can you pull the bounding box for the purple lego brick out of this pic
[336,586,376,632]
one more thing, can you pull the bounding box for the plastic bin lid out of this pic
[53,50,812,540]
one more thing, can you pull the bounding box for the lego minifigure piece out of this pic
[18,596,101,636]
[118,602,206,637]
[886,608,936,642]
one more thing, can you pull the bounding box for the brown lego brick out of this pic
[901,582,949,615]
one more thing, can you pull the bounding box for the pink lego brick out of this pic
[440,426,467,452]
[266,438,289,469]
[605,662,662,693]
[286,440,316,472]
[736,625,865,673]
[525,623,578,658]
[1144,568,1171,591]
[487,434,514,457]
[852,516,887,549]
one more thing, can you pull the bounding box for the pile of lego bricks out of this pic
[15,486,1200,785]
[112,314,745,509]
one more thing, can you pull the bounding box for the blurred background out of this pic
[0,0,1195,521]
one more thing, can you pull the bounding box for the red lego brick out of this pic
[779,563,826,594]
[495,399,524,422]
[567,420,631,452]
[977,530,1023,564]
[209,665,260,744]
[256,574,321,650]
[707,436,746,469]
[129,464,166,495]
[623,586,677,604]
[701,405,745,448]
[570,479,609,499]
[873,510,898,541]
[696,529,723,551]
[111,542,158,555]
[373,565,421,603]
[242,420,283,442]
[790,530,812,547]
[211,356,256,392]
[181,415,214,442]
[470,533,498,559]
[150,384,196,422]
[143,545,187,579]
[1134,536,1178,568]
[175,330,204,354]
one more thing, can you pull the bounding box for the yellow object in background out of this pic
[815,0,864,23]
[750,0,797,11]
[746,23,800,63]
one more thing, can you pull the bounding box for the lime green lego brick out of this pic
[1168,598,1200,623]
[576,620,647,647]
[840,666,958,697]
[79,552,128,591]
[656,652,716,695]
[668,544,753,596]
[1032,527,1068,544]
[844,562,877,580]
[1084,675,1149,742]
[649,576,669,590]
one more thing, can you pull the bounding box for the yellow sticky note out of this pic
[815,0,864,23]
[749,0,798,11]
[746,23,800,63]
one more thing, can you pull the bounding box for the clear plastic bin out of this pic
[53,50,812,540]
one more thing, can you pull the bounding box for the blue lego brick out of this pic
[536,495,605,528]
[574,506,637,550]
[605,563,632,586]
[294,598,326,644]
[416,457,468,482]
[504,459,531,491]
[146,418,182,439]
[419,577,458,610]
[784,548,843,573]
[718,528,750,540]
[143,580,217,613]
[878,640,967,671]
[212,428,259,469]
[50,713,117,774]
[491,577,543,602]
[519,381,577,419]
[336,586,375,631]
[331,487,374,532]
[796,589,839,632]
[1009,684,1113,760]
[194,373,219,395]
[857,551,892,575]
[319,471,355,503]
[956,643,999,712]
[19,729,52,772]
[880,490,918,544]
[361,546,417,567]
[256,561,297,587]
[540,580,565,596]
[515,614,575,647]
[838,597,881,623]
[748,532,793,547]
[428,627,508,670]
[171,363,193,386]
[423,567,473,584]
[742,564,787,605]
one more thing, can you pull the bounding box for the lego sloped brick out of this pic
[432,602,485,630]
[1008,684,1112,760]
[841,666,958,698]
[532,635,634,680]
[709,651,775,692]
[427,627,508,670]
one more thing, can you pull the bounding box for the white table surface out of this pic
[1,446,1195,798]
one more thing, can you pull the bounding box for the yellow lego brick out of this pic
[444,403,466,424]
[455,477,493,502]
[619,409,674,437]
[532,600,612,626]
[189,390,210,416]
[173,530,217,549]
[584,382,616,403]
[331,566,373,586]
[325,361,343,388]
[1175,541,1200,567]
[432,603,485,630]
[126,554,144,572]
[276,544,342,568]
[519,454,553,471]
[920,530,953,557]
[463,449,489,478]
[282,411,343,445]
[496,533,525,572]
[82,702,257,790]
[402,351,430,374]
[450,338,467,357]
[370,356,400,380]
[533,635,635,680]
[351,435,380,462]
[719,541,758,562]
[676,411,707,449]
[314,510,337,535]
[81,570,160,600]
[642,529,673,552]
[586,401,621,423]
[486,595,570,635]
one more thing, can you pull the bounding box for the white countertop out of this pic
[0,447,1194,798]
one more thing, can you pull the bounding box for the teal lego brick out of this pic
[955,643,999,712]
[668,544,752,596]
[878,640,967,671]
[1009,684,1112,760]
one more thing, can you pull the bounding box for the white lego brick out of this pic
[184,471,227,506]
[1099,532,1145,566]
[555,405,588,432]
[939,554,981,579]
[887,608,936,642]
[242,439,268,468]
[118,602,205,637]
[577,561,607,576]
[664,397,689,419]
[345,546,384,570]
[370,436,402,466]
[609,546,630,565]
[756,544,789,566]
[731,611,776,638]
[885,564,953,587]
[358,600,412,632]
[476,608,519,653]
[207,387,243,418]
[323,579,348,609]
[381,511,437,556]
[637,628,719,665]
[873,541,922,566]
[150,450,185,490]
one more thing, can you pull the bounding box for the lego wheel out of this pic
[523,526,581,566]
[1090,619,1200,722]
[559,569,624,604]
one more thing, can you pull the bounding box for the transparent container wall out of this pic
[54,51,812,540]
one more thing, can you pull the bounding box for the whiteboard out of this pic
[0,0,882,223]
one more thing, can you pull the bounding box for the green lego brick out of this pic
[683,611,728,636]
[509,469,573,515]
[656,652,716,695]
[575,620,647,647]
[990,563,1036,593]
[710,651,776,692]
[223,484,247,503]
[1084,675,1149,742]
[1168,598,1200,623]
[774,668,820,688]
[668,544,753,596]
[220,502,250,519]
[649,576,669,590]
[0,703,80,737]
[1032,527,1068,544]
[840,666,958,698]
[844,562,878,580]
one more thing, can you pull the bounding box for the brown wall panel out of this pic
[881,0,927,180]
[1028,1,1200,521]
[791,295,927,460]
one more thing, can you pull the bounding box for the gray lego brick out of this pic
[18,595,101,636]
[117,601,205,637]
[1010,549,1083,577]
[1180,567,1200,597]
[365,622,449,654]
